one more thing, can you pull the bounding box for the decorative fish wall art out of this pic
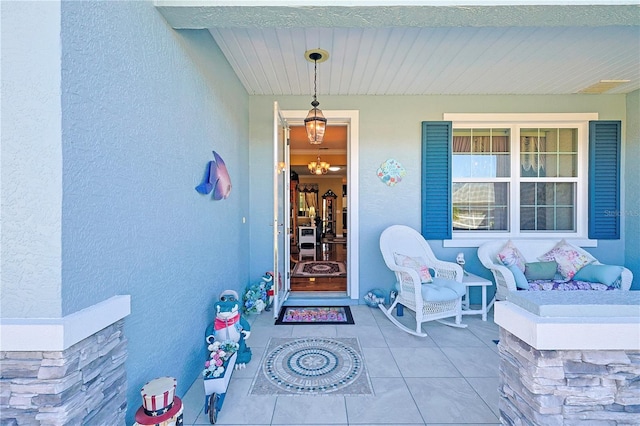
[195,150,232,200]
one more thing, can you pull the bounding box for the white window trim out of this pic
[443,113,598,248]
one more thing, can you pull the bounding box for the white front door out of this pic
[272,101,291,317]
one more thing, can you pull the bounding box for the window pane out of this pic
[558,128,577,152]
[453,129,510,178]
[520,182,576,231]
[520,133,545,177]
[555,183,575,205]
[453,183,508,231]
[556,207,574,230]
[558,154,577,177]
[522,128,577,178]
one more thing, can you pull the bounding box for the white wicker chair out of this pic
[379,225,467,337]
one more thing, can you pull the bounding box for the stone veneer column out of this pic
[0,320,127,425]
[494,292,640,426]
[498,328,639,425]
[1,295,130,425]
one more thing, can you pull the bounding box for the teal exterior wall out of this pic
[249,94,634,299]
[625,89,640,288]
[2,3,251,422]
[58,2,250,423]
[1,1,63,318]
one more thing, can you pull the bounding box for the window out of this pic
[452,128,510,231]
[422,113,618,243]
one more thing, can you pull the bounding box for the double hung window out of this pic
[441,113,599,241]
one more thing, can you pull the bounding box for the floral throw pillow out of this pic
[496,240,526,273]
[538,239,595,280]
[393,253,433,283]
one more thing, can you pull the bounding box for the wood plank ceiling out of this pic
[156,2,639,176]
[157,2,640,96]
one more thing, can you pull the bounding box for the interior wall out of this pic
[59,2,250,424]
[249,94,631,299]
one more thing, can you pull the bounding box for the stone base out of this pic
[498,328,640,425]
[0,320,127,425]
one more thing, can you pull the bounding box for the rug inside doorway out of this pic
[292,261,346,277]
[249,337,373,396]
[275,306,354,325]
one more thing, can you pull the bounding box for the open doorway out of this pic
[289,125,347,293]
[281,109,359,302]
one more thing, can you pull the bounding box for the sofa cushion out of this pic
[524,261,558,281]
[497,240,526,272]
[527,279,616,292]
[538,239,595,280]
[573,264,623,287]
[507,264,530,290]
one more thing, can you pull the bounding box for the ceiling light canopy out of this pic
[304,49,329,144]
[308,155,330,175]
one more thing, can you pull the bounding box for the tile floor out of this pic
[181,304,501,425]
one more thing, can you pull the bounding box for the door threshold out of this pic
[285,291,358,306]
[289,291,347,298]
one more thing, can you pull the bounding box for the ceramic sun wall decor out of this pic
[195,150,232,200]
[377,158,406,186]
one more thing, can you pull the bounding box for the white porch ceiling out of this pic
[157,2,640,96]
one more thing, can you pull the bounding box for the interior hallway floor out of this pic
[181,304,501,425]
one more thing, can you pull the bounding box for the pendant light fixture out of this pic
[308,155,330,175]
[304,49,329,144]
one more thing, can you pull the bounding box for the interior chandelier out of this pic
[304,49,329,144]
[308,155,330,175]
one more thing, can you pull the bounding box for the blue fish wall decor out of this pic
[195,151,232,200]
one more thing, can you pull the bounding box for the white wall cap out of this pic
[0,295,131,352]
[495,301,640,351]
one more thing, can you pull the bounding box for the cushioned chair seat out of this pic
[431,278,466,297]
[394,278,466,302]
[420,284,458,302]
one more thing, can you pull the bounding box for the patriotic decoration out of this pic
[134,376,183,425]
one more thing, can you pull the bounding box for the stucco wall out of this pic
[1,1,63,318]
[249,94,631,300]
[625,89,640,289]
[1,2,250,424]
[60,3,250,422]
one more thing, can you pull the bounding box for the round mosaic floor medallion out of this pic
[262,337,364,394]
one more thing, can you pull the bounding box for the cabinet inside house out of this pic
[322,189,337,239]
[290,171,299,245]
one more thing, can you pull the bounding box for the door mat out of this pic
[292,261,346,277]
[249,337,373,396]
[275,306,354,325]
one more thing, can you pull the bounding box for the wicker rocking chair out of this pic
[379,225,467,337]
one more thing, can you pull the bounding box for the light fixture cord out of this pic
[313,59,318,106]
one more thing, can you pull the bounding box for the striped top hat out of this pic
[134,376,183,425]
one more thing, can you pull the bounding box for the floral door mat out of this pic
[249,337,373,396]
[275,306,354,325]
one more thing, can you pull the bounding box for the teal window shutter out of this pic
[422,121,452,239]
[589,120,621,239]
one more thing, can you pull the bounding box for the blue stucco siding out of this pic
[249,94,634,302]
[60,2,250,423]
